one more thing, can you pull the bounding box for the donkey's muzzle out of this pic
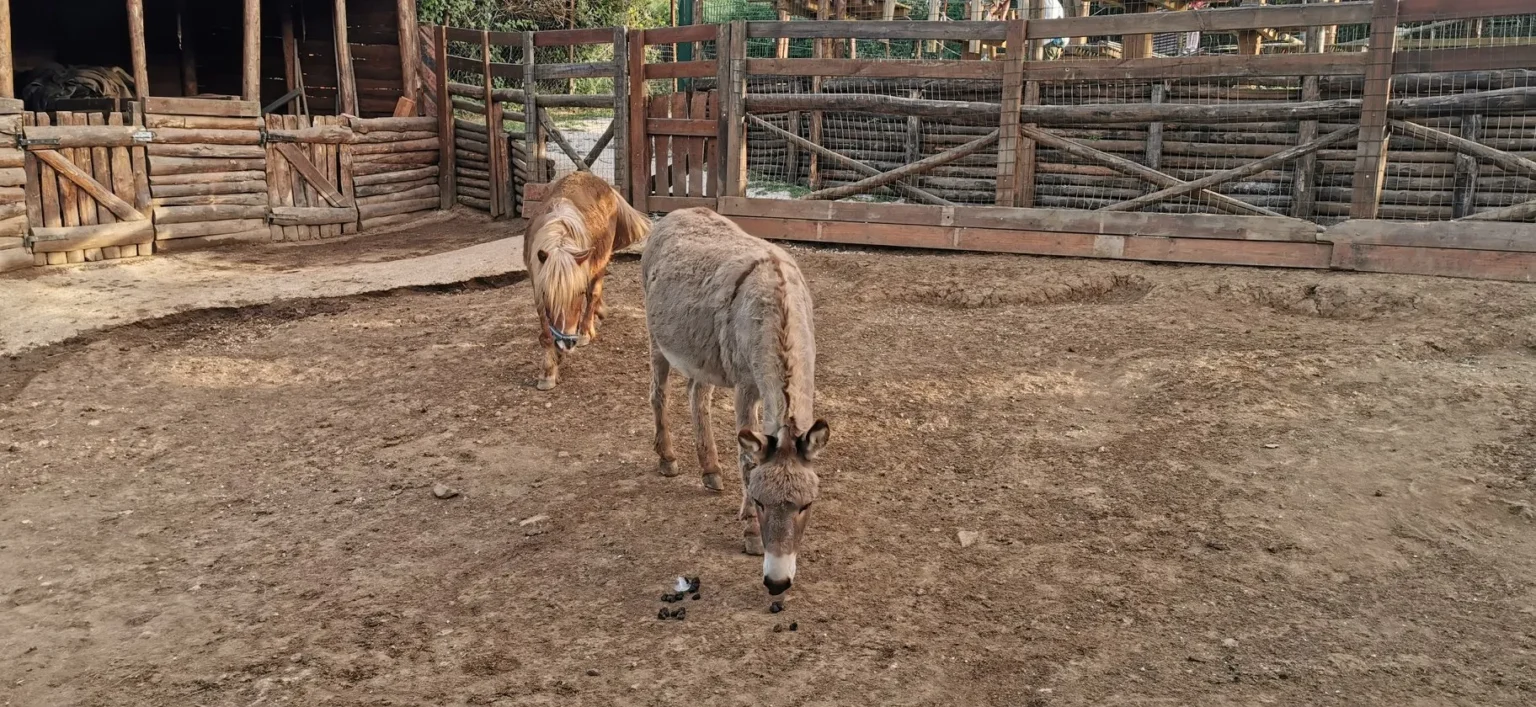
[763,575,792,596]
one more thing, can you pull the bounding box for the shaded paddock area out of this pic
[2,247,1536,706]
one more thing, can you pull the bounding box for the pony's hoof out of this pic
[743,535,764,556]
[535,377,557,391]
[659,459,679,477]
[701,473,723,492]
[576,334,593,347]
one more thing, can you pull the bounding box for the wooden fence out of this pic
[509,0,1536,283]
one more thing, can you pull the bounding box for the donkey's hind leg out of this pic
[650,345,679,477]
[536,309,562,391]
[734,385,764,556]
[688,380,724,492]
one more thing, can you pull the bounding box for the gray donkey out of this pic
[641,208,830,597]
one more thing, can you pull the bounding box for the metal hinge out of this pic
[17,136,60,148]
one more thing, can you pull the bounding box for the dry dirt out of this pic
[3,238,1536,706]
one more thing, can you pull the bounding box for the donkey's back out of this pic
[640,208,815,414]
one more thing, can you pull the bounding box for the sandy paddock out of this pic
[3,222,1536,706]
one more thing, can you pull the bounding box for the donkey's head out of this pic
[739,420,830,596]
[529,202,595,351]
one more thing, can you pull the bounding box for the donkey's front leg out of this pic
[734,385,764,556]
[536,309,562,391]
[688,380,723,492]
[650,345,679,477]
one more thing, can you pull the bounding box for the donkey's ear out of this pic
[796,420,830,461]
[572,248,595,265]
[738,430,773,464]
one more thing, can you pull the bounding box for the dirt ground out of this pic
[3,239,1536,706]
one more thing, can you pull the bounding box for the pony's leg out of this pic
[536,309,562,391]
[577,275,605,346]
[734,384,764,556]
[688,380,723,492]
[650,345,678,477]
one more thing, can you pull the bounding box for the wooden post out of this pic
[996,19,1027,207]
[0,0,14,98]
[613,26,630,202]
[808,2,829,191]
[1292,13,1327,222]
[627,28,649,211]
[724,21,747,198]
[243,0,261,102]
[523,32,545,185]
[1072,1,1091,46]
[482,30,502,218]
[282,4,298,98]
[128,0,149,100]
[924,0,942,59]
[1452,114,1482,219]
[334,0,359,115]
[1145,83,1166,172]
[435,25,456,210]
[1349,0,1399,219]
[178,2,198,97]
[397,0,420,110]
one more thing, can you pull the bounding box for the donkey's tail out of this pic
[612,189,653,252]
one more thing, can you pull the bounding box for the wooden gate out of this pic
[643,90,719,213]
[21,111,154,264]
[264,115,358,240]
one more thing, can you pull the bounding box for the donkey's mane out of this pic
[769,254,801,439]
[529,199,592,313]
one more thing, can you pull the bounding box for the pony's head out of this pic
[529,201,595,352]
[738,420,830,596]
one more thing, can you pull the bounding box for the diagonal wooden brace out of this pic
[747,114,954,206]
[539,111,590,172]
[803,129,1000,202]
[1101,124,1359,217]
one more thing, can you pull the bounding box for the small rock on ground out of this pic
[957,530,981,548]
[432,484,460,500]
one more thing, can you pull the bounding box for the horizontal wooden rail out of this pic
[645,61,718,80]
[647,118,717,137]
[1398,0,1534,22]
[447,55,522,80]
[1028,52,1367,82]
[443,27,522,45]
[1027,2,1373,38]
[534,62,618,80]
[645,25,718,45]
[1393,45,1536,74]
[745,20,1009,41]
[747,58,1003,80]
[533,27,616,47]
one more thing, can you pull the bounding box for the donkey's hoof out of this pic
[658,459,680,477]
[743,535,764,556]
[701,472,724,492]
[535,377,557,391]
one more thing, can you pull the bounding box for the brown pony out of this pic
[523,172,650,390]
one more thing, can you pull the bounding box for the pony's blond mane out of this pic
[529,199,592,321]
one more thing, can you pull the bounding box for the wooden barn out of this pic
[1,0,420,116]
[0,0,440,272]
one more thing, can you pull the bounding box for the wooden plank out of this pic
[524,32,544,186]
[339,140,358,234]
[1331,242,1536,282]
[269,206,358,226]
[746,21,1009,41]
[153,204,268,224]
[34,115,60,228]
[274,143,351,208]
[1452,114,1482,219]
[52,114,80,229]
[156,218,268,240]
[88,113,116,225]
[72,114,99,228]
[142,97,261,118]
[243,0,260,100]
[532,63,617,81]
[1394,45,1536,74]
[648,196,715,213]
[481,30,501,218]
[27,220,155,253]
[1398,0,1532,22]
[670,93,688,198]
[1349,0,1399,219]
[651,96,672,198]
[646,25,717,45]
[397,0,419,107]
[38,147,146,223]
[128,0,149,101]
[687,92,707,198]
[746,59,1003,80]
[533,27,616,47]
[1323,220,1536,253]
[1031,3,1372,39]
[808,130,999,202]
[747,115,950,206]
[644,61,717,80]
[436,25,456,211]
[1027,52,1367,82]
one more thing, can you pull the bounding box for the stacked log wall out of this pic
[145,99,269,253]
[348,115,442,230]
[0,102,26,272]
